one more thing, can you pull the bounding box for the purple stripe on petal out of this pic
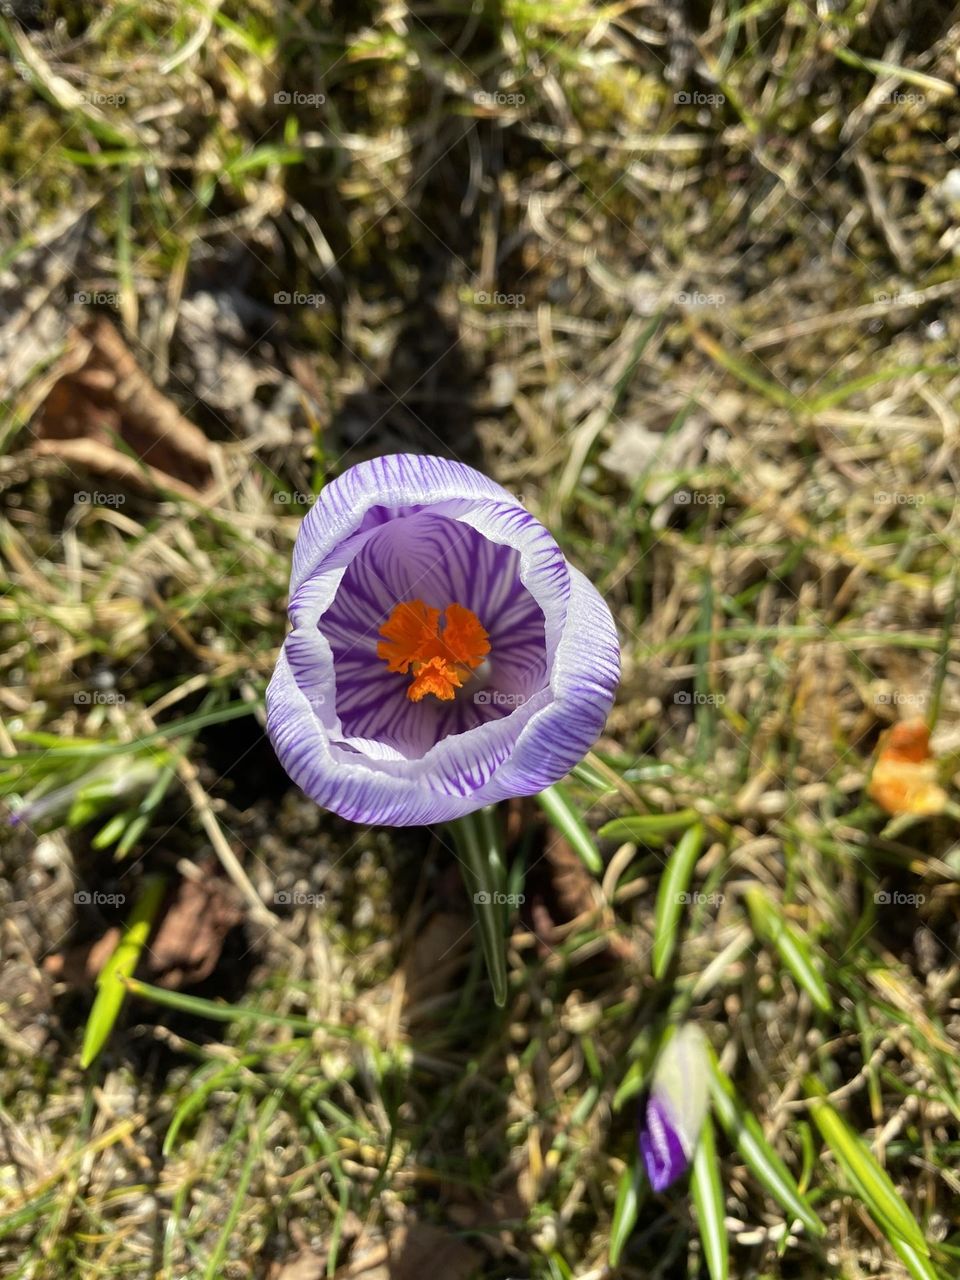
[639,1096,689,1192]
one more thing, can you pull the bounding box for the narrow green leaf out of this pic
[90,809,132,850]
[10,701,251,762]
[806,1086,929,1257]
[707,1056,825,1237]
[890,1234,943,1280]
[163,1056,262,1156]
[547,1253,575,1280]
[80,875,167,1068]
[225,144,304,176]
[203,1087,284,1280]
[692,1113,728,1280]
[688,326,803,411]
[599,808,700,844]
[829,45,955,96]
[447,808,509,1007]
[652,822,705,977]
[609,1162,645,1266]
[744,887,832,1013]
[124,976,357,1038]
[808,364,956,413]
[569,759,617,793]
[537,783,603,874]
[116,813,149,859]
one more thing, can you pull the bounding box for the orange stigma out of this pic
[377,599,490,702]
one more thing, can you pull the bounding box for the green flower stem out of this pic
[447,806,508,1006]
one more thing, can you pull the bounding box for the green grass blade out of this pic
[691,1113,728,1280]
[598,808,701,844]
[890,1235,942,1280]
[652,821,705,978]
[707,1056,825,1237]
[163,1056,263,1157]
[115,814,150,859]
[537,782,603,874]
[123,977,358,1038]
[807,364,957,413]
[9,701,253,764]
[829,45,955,96]
[608,1162,645,1267]
[80,875,167,1068]
[806,1084,929,1257]
[687,326,802,411]
[744,887,832,1013]
[569,759,618,793]
[90,809,132,850]
[203,1087,283,1280]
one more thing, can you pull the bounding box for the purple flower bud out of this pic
[638,1025,709,1191]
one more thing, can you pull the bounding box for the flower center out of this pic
[376,599,490,702]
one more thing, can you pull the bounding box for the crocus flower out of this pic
[266,454,620,826]
[638,1024,709,1191]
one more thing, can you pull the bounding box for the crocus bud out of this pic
[638,1024,709,1191]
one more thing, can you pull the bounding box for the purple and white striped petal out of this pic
[266,454,620,826]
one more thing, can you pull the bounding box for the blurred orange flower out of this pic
[867,720,948,817]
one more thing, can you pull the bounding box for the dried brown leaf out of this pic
[43,863,243,991]
[386,1224,481,1280]
[146,868,244,987]
[32,316,215,498]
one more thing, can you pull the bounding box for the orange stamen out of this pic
[377,598,490,702]
[376,600,441,674]
[407,656,465,702]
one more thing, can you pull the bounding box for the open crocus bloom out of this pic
[266,454,620,826]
